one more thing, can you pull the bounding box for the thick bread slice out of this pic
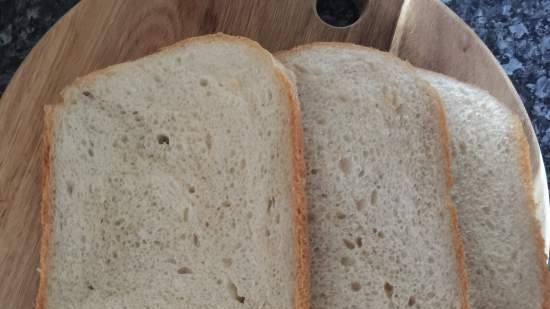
[37,34,308,309]
[278,44,469,309]
[418,69,550,309]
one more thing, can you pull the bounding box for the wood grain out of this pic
[0,0,546,308]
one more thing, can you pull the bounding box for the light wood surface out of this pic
[0,0,545,308]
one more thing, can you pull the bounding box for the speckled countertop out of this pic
[0,0,549,186]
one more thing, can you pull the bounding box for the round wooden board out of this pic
[0,0,547,307]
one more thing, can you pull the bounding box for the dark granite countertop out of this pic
[0,0,549,186]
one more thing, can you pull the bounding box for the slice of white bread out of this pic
[38,34,309,309]
[418,69,550,309]
[278,44,469,309]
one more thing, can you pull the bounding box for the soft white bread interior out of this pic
[38,34,308,309]
[278,44,469,309]
[418,69,550,309]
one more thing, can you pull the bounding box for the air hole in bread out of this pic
[223,201,231,208]
[355,198,366,211]
[87,284,95,290]
[408,296,416,306]
[265,229,271,237]
[343,134,352,142]
[267,196,275,213]
[355,237,363,247]
[340,256,355,267]
[205,133,212,150]
[165,258,176,264]
[114,219,124,226]
[182,208,189,222]
[66,181,74,195]
[310,168,319,175]
[370,190,378,206]
[88,148,94,157]
[351,281,361,292]
[484,220,495,230]
[121,135,128,143]
[315,117,327,125]
[157,134,170,145]
[358,169,365,177]
[193,234,200,247]
[336,211,346,220]
[188,186,195,194]
[343,239,355,250]
[459,142,467,154]
[227,281,245,303]
[82,91,94,99]
[222,258,232,268]
[339,158,352,175]
[177,266,192,274]
[384,282,394,298]
[377,231,384,239]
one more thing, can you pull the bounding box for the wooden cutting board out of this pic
[1,0,547,307]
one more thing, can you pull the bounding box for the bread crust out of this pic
[513,118,550,309]
[35,105,55,309]
[419,68,549,309]
[67,33,276,93]
[424,85,470,309]
[35,33,310,309]
[273,64,310,309]
[278,42,471,309]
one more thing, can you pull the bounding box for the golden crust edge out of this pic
[512,118,550,309]
[273,65,310,309]
[426,87,471,309]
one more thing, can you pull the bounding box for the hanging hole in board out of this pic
[315,0,368,28]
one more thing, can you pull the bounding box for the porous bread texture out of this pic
[278,43,469,309]
[38,34,308,309]
[419,69,550,309]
